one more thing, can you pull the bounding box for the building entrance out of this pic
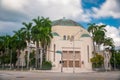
[62,51,81,68]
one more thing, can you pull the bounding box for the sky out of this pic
[0,0,120,47]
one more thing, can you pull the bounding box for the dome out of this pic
[81,34,90,37]
[52,32,59,36]
[52,18,83,27]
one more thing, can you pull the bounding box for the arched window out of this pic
[67,35,70,40]
[63,35,66,40]
[70,35,74,41]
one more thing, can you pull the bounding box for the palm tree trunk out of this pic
[93,41,96,55]
[27,42,30,69]
[10,49,12,69]
[40,49,43,69]
[35,48,38,69]
[35,41,39,69]
[43,45,47,61]
[17,49,20,69]
[98,44,101,52]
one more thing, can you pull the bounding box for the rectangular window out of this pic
[63,51,68,59]
[63,60,67,67]
[87,45,89,62]
[69,61,73,67]
[54,44,56,61]
[69,51,73,53]
[75,61,80,67]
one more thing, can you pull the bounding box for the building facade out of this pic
[46,19,93,72]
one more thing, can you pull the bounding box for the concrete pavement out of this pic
[0,70,120,80]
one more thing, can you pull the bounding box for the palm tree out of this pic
[88,23,107,52]
[13,29,27,69]
[88,23,97,35]
[21,22,33,69]
[5,35,13,69]
[0,35,6,68]
[104,37,114,48]
[10,35,18,68]
[0,35,13,68]
[31,16,42,69]
[31,16,53,69]
[40,17,53,62]
[93,24,106,52]
[87,23,97,53]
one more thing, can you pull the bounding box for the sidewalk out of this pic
[1,68,119,73]
[30,68,95,73]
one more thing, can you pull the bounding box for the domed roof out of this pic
[81,34,90,37]
[52,32,59,36]
[52,18,83,27]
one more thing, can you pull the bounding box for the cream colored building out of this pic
[46,19,93,72]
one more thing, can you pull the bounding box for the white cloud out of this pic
[1,0,28,12]
[105,25,120,47]
[0,0,119,38]
[0,0,92,35]
[97,23,120,47]
[92,0,120,18]
[0,0,90,22]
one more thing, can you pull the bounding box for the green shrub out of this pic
[110,52,120,69]
[41,61,52,70]
[90,54,104,68]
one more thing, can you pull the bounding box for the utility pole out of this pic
[114,53,116,70]
[73,38,75,73]
[61,51,63,72]
[72,30,81,73]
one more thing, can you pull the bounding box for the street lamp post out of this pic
[56,50,63,72]
[61,52,63,72]
[73,38,75,73]
[72,30,81,73]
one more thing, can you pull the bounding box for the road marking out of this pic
[43,79,50,80]
[96,79,105,80]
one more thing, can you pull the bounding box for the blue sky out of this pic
[82,0,105,9]
[81,0,120,28]
[0,0,120,46]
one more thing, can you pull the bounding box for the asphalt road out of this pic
[0,71,120,80]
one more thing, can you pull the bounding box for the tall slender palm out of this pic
[87,23,97,53]
[10,35,19,68]
[0,35,12,68]
[5,35,13,69]
[22,22,32,43]
[93,30,105,51]
[13,29,27,69]
[21,22,33,69]
[93,24,106,52]
[104,37,114,47]
[88,23,97,35]
[31,16,42,68]
[40,17,53,62]
[88,23,107,52]
[0,35,7,68]
[31,16,53,69]
[3,35,17,69]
